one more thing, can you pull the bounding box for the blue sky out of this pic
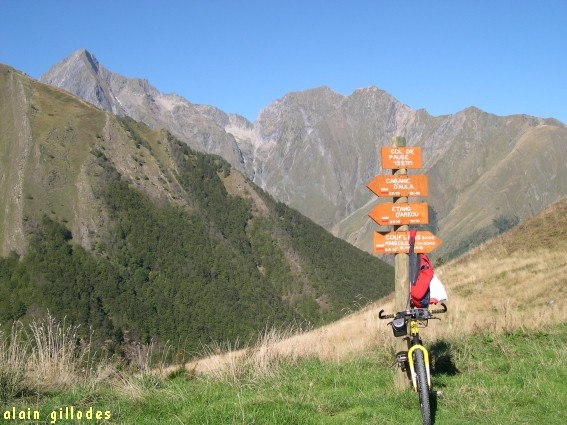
[1,0,566,123]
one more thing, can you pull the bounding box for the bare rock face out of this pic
[41,50,567,259]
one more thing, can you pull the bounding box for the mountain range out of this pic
[40,49,567,260]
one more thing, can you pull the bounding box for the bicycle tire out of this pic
[413,349,431,425]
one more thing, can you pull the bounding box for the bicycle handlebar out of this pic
[430,303,448,315]
[378,311,395,320]
[378,303,447,320]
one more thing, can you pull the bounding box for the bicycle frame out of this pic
[380,304,447,425]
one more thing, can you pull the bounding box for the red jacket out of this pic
[411,254,433,307]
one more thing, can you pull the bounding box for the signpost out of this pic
[367,136,442,390]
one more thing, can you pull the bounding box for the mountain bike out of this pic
[379,303,448,425]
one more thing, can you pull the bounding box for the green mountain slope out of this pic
[0,65,393,353]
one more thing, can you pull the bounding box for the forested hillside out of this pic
[0,65,393,355]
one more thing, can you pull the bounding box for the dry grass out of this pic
[26,314,92,390]
[0,322,28,400]
[198,327,301,383]
[171,302,396,381]
[436,247,567,337]
[0,313,97,399]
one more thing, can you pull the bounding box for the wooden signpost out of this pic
[367,136,442,389]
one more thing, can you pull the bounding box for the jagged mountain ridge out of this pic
[40,49,246,169]
[40,49,567,259]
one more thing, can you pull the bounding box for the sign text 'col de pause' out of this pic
[381,146,422,169]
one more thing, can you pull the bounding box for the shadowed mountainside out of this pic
[0,64,393,353]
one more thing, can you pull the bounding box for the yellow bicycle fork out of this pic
[406,319,431,391]
[407,344,431,391]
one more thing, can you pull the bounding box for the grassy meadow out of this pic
[1,320,566,424]
[1,200,567,424]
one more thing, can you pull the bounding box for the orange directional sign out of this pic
[373,231,442,254]
[381,147,422,169]
[367,174,428,197]
[369,202,429,226]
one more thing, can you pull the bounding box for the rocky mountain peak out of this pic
[82,49,100,72]
[255,86,344,141]
[41,49,121,114]
[40,50,247,169]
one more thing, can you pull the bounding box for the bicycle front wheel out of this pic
[413,349,431,425]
